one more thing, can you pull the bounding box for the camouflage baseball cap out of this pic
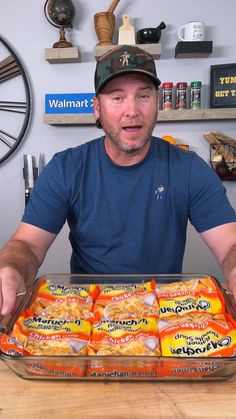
[94,45,161,94]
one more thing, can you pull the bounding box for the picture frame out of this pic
[210,63,236,108]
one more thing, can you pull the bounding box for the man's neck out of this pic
[104,137,151,166]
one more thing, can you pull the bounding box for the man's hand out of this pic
[0,223,57,316]
[0,266,26,316]
[201,223,236,303]
[227,267,236,303]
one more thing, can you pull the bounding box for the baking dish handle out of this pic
[221,286,236,316]
[0,290,27,337]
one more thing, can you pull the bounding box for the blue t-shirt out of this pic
[22,136,236,274]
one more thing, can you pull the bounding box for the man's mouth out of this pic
[123,125,142,132]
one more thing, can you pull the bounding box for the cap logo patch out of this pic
[120,51,130,67]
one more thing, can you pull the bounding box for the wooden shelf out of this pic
[45,47,81,63]
[157,108,236,121]
[94,43,162,60]
[44,108,236,125]
[44,114,94,124]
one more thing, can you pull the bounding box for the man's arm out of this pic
[200,222,236,299]
[221,243,236,298]
[0,222,57,315]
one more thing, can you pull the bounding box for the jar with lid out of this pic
[162,82,173,110]
[190,81,202,109]
[176,82,187,110]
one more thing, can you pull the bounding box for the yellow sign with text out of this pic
[210,64,236,108]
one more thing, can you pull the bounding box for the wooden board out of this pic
[118,15,135,45]
[94,43,162,60]
[44,108,236,125]
[44,47,81,63]
[44,113,95,124]
[1,362,236,418]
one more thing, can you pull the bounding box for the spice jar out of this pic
[176,82,187,110]
[162,82,173,110]
[190,81,202,109]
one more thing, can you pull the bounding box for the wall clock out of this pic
[0,35,32,165]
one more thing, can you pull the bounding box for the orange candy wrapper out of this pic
[159,313,236,358]
[1,309,92,377]
[155,277,225,318]
[155,358,228,379]
[87,317,160,377]
[29,280,99,322]
[0,329,26,357]
[93,280,159,321]
[1,276,236,381]
[88,317,160,356]
[1,309,91,357]
[25,360,87,379]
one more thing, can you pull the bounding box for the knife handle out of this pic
[25,189,30,206]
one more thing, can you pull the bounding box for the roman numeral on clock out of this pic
[0,54,21,83]
[0,100,27,114]
[0,129,17,148]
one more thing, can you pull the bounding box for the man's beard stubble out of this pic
[99,111,157,154]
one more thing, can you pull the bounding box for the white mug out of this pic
[178,21,205,42]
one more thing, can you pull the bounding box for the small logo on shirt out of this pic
[155,184,166,200]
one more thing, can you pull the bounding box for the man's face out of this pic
[94,74,158,158]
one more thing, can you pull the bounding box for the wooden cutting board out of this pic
[118,14,135,45]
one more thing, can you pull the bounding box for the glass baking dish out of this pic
[1,273,236,381]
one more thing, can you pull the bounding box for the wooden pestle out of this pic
[107,0,120,14]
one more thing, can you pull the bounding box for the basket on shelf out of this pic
[210,143,236,181]
[204,132,236,181]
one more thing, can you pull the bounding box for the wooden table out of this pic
[1,361,236,418]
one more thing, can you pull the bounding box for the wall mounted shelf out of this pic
[157,108,236,121]
[45,47,81,63]
[175,41,213,58]
[94,43,162,60]
[44,108,236,125]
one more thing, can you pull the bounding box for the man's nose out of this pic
[124,97,139,116]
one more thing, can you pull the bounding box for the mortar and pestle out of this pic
[137,21,166,44]
[94,0,120,45]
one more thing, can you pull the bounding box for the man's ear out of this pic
[93,96,100,119]
[156,91,160,111]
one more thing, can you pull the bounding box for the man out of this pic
[0,45,236,316]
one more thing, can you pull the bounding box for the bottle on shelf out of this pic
[190,81,202,109]
[162,82,173,110]
[176,82,188,110]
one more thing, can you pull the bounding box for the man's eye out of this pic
[112,96,123,102]
[139,95,150,101]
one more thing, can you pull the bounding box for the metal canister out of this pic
[162,82,173,110]
[176,82,187,110]
[190,81,202,109]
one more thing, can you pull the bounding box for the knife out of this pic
[38,153,45,176]
[23,154,34,206]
